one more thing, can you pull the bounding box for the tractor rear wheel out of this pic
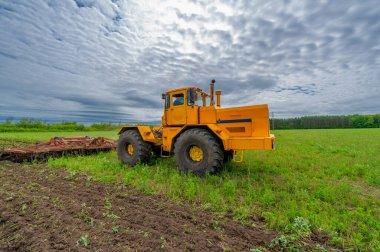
[117,130,152,166]
[174,128,223,176]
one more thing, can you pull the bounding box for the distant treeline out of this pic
[0,119,120,132]
[1,115,379,132]
[271,114,380,129]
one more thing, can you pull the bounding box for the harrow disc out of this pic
[0,137,116,163]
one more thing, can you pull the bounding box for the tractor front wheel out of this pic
[117,130,152,166]
[174,128,223,176]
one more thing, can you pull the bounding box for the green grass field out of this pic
[1,129,379,250]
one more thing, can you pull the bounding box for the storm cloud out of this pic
[0,0,379,123]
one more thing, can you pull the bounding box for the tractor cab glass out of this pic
[165,94,170,109]
[195,90,203,106]
[187,89,194,105]
[173,93,184,106]
[187,88,203,106]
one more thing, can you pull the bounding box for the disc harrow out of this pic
[0,136,117,162]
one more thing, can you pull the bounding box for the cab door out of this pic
[166,92,186,125]
[186,88,199,124]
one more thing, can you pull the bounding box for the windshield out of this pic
[173,93,184,106]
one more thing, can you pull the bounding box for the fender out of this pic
[162,124,226,152]
[119,126,162,146]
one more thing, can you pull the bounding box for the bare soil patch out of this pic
[0,161,279,251]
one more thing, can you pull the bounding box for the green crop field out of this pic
[1,129,379,250]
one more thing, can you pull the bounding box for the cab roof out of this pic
[165,86,197,94]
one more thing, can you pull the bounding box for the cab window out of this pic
[187,89,194,105]
[173,93,184,106]
[165,94,170,109]
[195,91,203,106]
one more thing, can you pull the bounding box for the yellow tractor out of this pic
[117,80,275,176]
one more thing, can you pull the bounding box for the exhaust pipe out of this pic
[210,79,215,106]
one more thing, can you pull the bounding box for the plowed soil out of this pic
[0,161,281,251]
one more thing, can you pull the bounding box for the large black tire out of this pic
[117,130,152,166]
[174,128,223,176]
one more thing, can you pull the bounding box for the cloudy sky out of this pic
[0,0,379,124]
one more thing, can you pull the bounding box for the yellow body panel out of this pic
[186,105,199,124]
[205,124,274,150]
[199,107,217,124]
[162,127,183,151]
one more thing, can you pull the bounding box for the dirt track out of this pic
[0,161,280,251]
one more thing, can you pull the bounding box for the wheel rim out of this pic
[188,145,203,162]
[126,144,134,155]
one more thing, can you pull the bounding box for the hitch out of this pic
[233,150,244,163]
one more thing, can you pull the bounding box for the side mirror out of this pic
[162,93,165,99]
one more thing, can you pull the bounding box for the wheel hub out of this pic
[189,145,203,162]
[126,144,134,155]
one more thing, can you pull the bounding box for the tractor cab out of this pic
[162,80,221,126]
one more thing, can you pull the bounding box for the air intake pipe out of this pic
[216,90,221,107]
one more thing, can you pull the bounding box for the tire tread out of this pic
[174,128,223,176]
[118,130,152,166]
